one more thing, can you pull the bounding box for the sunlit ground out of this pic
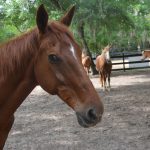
[4,69,150,150]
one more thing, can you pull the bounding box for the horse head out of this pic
[34,4,104,127]
[141,50,150,61]
[102,45,111,62]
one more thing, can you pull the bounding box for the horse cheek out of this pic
[34,60,57,94]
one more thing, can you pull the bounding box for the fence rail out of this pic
[93,52,150,72]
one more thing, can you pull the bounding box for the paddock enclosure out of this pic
[4,70,150,150]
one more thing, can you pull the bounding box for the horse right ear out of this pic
[36,4,48,33]
[60,5,75,26]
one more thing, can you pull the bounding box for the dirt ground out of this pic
[4,69,150,150]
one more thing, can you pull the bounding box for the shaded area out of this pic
[4,70,150,150]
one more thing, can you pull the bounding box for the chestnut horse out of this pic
[141,50,150,60]
[0,4,104,149]
[82,52,92,75]
[96,45,112,91]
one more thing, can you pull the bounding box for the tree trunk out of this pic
[78,22,98,75]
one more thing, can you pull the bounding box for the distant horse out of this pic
[96,45,112,91]
[82,52,92,74]
[0,4,104,149]
[141,50,150,60]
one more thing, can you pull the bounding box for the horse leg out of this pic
[84,67,88,75]
[87,67,90,74]
[108,74,111,88]
[99,72,103,88]
[88,66,91,74]
[103,74,107,91]
[0,115,14,149]
[101,73,106,91]
[108,73,111,90]
[86,67,89,75]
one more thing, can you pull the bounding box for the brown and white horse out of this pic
[82,52,92,75]
[141,50,150,60]
[0,4,104,149]
[96,45,112,91]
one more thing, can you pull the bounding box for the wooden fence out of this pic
[93,52,150,72]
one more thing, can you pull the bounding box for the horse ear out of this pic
[60,5,75,26]
[36,4,48,33]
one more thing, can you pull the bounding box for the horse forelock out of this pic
[0,28,39,79]
[49,21,74,42]
[49,21,81,58]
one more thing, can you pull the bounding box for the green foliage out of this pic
[0,0,150,52]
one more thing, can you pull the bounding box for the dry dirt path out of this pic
[4,70,150,150]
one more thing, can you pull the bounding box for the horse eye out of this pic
[48,54,61,64]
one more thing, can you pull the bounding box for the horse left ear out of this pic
[60,5,75,26]
[36,4,48,33]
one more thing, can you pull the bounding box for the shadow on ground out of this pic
[4,70,150,150]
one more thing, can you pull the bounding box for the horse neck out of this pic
[0,29,39,122]
[0,28,39,81]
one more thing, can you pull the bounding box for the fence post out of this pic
[122,53,125,72]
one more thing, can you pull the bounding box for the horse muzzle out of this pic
[76,108,102,128]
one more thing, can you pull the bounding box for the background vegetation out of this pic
[0,0,150,54]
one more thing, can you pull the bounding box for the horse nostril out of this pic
[87,108,97,121]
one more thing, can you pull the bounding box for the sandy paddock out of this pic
[4,69,150,150]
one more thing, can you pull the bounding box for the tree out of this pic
[0,0,150,53]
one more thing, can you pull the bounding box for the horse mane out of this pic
[0,21,75,80]
[0,27,39,80]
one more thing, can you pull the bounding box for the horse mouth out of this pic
[76,113,101,128]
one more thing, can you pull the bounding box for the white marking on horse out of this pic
[70,44,77,59]
[56,72,65,82]
[105,51,110,61]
